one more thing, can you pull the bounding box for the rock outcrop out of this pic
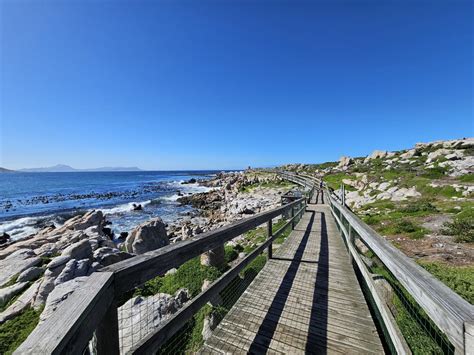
[125,218,169,254]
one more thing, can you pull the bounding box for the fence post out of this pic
[348,225,354,265]
[96,302,120,354]
[267,219,273,260]
[291,206,295,230]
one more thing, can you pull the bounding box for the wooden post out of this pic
[348,225,354,265]
[96,302,119,354]
[291,206,295,230]
[267,219,273,259]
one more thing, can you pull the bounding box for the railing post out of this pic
[267,219,273,260]
[96,301,119,354]
[348,225,354,265]
[465,321,474,355]
[291,206,295,230]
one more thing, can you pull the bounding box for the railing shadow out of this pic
[247,210,329,354]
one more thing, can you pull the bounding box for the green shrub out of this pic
[421,166,448,179]
[419,262,474,303]
[442,215,474,243]
[400,200,437,214]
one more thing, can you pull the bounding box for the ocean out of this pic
[0,171,221,241]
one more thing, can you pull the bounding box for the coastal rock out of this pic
[47,255,71,270]
[0,282,29,307]
[17,266,43,283]
[0,249,41,287]
[0,280,41,324]
[201,245,225,268]
[338,156,353,168]
[71,210,105,231]
[61,239,93,260]
[93,247,133,266]
[118,290,190,353]
[365,150,388,162]
[125,218,169,255]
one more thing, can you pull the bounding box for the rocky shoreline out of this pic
[0,170,294,351]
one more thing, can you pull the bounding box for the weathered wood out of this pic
[15,272,115,355]
[96,301,120,354]
[200,204,384,355]
[106,198,305,295]
[465,321,474,355]
[331,207,411,354]
[130,204,306,354]
[267,219,273,259]
[327,191,474,353]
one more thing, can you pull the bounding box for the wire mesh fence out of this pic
[111,204,302,354]
[332,204,455,355]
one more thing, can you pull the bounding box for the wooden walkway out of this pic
[199,196,384,354]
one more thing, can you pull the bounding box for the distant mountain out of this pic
[0,167,15,173]
[19,164,142,172]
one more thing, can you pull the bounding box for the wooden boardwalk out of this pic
[199,197,384,354]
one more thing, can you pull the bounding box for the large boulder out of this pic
[125,218,169,255]
[338,156,353,168]
[365,150,388,162]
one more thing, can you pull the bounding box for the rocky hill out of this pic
[284,138,474,272]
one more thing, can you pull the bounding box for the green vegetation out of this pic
[421,166,448,179]
[458,174,474,183]
[441,208,474,243]
[0,307,42,354]
[419,262,474,304]
[136,257,223,298]
[323,173,356,191]
[369,262,449,354]
[240,180,295,193]
[399,199,437,214]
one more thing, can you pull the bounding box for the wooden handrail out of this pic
[15,195,307,355]
[326,190,474,353]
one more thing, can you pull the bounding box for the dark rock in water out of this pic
[0,233,10,245]
[177,190,184,196]
[182,178,197,184]
[132,203,143,211]
[102,227,114,240]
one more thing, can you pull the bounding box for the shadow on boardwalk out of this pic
[248,211,329,354]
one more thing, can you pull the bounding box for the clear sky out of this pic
[1,0,472,170]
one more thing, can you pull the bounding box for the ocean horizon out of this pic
[0,170,236,240]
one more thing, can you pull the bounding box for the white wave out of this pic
[100,200,152,215]
[0,216,46,240]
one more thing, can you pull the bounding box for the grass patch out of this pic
[399,199,437,215]
[240,180,295,193]
[136,257,224,298]
[419,262,474,304]
[459,174,474,183]
[323,173,356,190]
[0,307,42,354]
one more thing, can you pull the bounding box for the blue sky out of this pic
[1,0,472,170]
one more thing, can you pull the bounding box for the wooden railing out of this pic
[16,188,309,354]
[326,191,474,354]
[273,171,474,354]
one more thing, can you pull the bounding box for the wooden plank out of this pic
[331,208,411,354]
[327,191,474,352]
[15,272,115,354]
